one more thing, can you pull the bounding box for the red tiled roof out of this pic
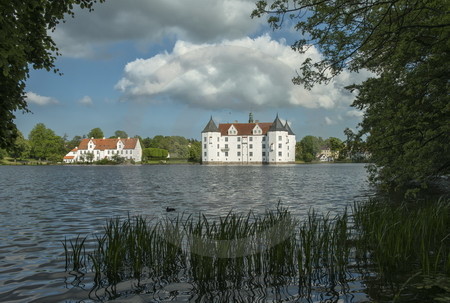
[64,156,75,159]
[218,122,273,136]
[78,138,139,150]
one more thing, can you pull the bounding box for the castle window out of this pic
[225,144,228,148]
[237,152,241,156]
[278,136,282,140]
[262,137,266,141]
[262,144,266,149]
[204,152,207,156]
[278,143,282,148]
[204,137,207,142]
[225,152,228,157]
[278,151,282,156]
[262,152,266,156]
[204,144,206,149]
[237,144,241,149]
[249,144,253,149]
[249,152,253,157]
[249,137,253,141]
[237,137,241,142]
[225,137,228,142]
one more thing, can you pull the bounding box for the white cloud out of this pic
[52,0,262,58]
[78,96,93,106]
[324,117,334,125]
[115,36,369,111]
[26,92,59,106]
[346,109,364,118]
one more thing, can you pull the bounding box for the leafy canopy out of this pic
[253,0,450,192]
[0,0,105,149]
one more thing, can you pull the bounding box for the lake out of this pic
[0,163,372,302]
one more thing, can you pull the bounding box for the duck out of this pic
[166,207,176,212]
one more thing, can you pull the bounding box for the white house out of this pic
[63,137,142,163]
[202,114,296,164]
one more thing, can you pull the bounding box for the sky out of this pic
[16,0,370,141]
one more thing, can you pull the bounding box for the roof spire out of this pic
[268,114,286,132]
[202,116,220,133]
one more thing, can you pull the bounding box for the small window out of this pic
[249,152,253,157]
[217,152,219,156]
[204,152,207,156]
[278,151,282,156]
[204,144,207,149]
[225,144,228,148]
[217,144,219,149]
[237,152,241,156]
[204,137,207,142]
[249,137,253,141]
[262,152,266,156]
[262,144,266,149]
[237,137,241,142]
[249,144,253,149]
[225,152,228,157]
[237,144,241,149]
[225,137,228,142]
[217,137,219,142]
[262,137,266,141]
[278,143,282,148]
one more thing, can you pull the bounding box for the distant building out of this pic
[63,137,142,163]
[317,147,339,162]
[201,114,296,164]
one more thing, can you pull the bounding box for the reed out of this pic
[62,198,450,302]
[352,197,450,276]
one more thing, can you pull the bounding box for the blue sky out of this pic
[16,0,369,141]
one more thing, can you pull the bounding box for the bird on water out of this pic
[166,207,176,212]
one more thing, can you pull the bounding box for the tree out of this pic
[8,130,30,161]
[110,130,128,139]
[66,135,83,151]
[253,0,450,192]
[28,123,65,161]
[188,141,202,163]
[0,0,105,150]
[299,136,323,162]
[87,128,104,139]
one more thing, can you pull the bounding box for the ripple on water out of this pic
[0,164,372,302]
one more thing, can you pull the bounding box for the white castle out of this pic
[201,113,296,164]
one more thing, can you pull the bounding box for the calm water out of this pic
[0,164,371,302]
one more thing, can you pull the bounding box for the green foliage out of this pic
[109,130,128,139]
[0,0,105,150]
[253,0,450,192]
[142,135,191,159]
[66,135,83,151]
[0,149,7,160]
[142,147,169,161]
[8,131,30,160]
[188,141,201,162]
[28,123,65,161]
[298,135,323,161]
[86,127,104,139]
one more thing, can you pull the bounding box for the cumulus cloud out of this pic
[52,0,262,58]
[78,96,93,106]
[26,92,59,106]
[115,36,369,110]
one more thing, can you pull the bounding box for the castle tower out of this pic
[201,116,221,163]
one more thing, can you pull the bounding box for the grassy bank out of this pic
[64,198,450,302]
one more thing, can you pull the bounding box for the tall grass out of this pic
[63,198,450,302]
